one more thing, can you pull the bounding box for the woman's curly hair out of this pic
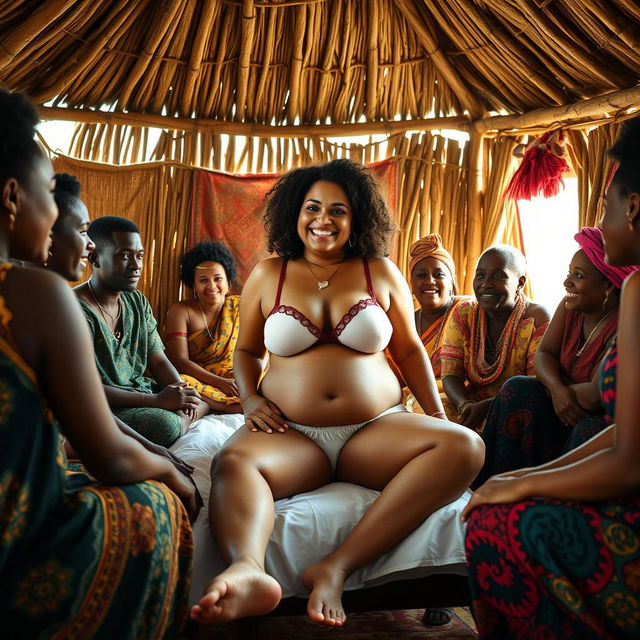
[263,159,395,258]
[180,241,238,288]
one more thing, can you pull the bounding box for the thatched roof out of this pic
[1,0,639,131]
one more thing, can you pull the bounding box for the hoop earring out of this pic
[627,210,636,232]
[603,288,612,312]
[8,212,15,232]
[348,234,356,248]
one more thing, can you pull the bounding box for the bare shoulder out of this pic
[166,299,191,320]
[621,270,640,299]
[367,256,403,282]
[525,300,551,327]
[6,266,72,307]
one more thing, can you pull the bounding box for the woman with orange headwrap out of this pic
[403,234,467,418]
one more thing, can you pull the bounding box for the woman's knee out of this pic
[210,445,258,478]
[444,427,485,475]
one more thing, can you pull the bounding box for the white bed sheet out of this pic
[171,413,469,605]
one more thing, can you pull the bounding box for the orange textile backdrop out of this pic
[190,159,397,289]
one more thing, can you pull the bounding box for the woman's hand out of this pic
[461,473,529,522]
[148,443,195,478]
[155,381,201,411]
[163,467,203,523]
[550,385,587,427]
[458,398,492,431]
[242,394,287,434]
[214,375,239,398]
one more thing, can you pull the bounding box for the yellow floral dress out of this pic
[180,294,240,404]
[0,264,192,639]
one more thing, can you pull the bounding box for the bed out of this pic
[170,413,471,619]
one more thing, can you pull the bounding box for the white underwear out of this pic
[286,404,407,473]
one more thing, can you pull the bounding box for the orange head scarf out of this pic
[409,233,457,291]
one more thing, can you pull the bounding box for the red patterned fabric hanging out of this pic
[504,129,570,201]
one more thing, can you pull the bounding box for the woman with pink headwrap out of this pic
[401,234,467,417]
[473,226,636,487]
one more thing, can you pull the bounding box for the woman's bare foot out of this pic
[302,560,349,626]
[190,558,282,623]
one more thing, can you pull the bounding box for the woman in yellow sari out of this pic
[165,241,241,413]
[404,234,467,417]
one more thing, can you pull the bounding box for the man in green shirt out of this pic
[76,216,209,446]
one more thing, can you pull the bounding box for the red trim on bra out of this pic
[268,257,382,343]
[270,298,379,342]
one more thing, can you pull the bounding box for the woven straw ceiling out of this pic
[0,0,639,126]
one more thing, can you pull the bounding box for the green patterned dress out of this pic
[78,290,183,447]
[0,265,193,639]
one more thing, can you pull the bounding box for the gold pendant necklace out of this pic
[575,309,614,358]
[197,298,220,344]
[303,258,343,290]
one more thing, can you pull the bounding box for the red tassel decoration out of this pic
[504,129,570,201]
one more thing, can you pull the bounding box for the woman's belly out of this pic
[260,344,402,425]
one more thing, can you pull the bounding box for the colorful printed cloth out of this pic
[440,298,548,414]
[473,376,608,488]
[0,264,192,639]
[474,309,617,485]
[466,338,640,639]
[79,290,183,446]
[180,295,240,404]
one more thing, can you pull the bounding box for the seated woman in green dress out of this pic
[165,241,242,413]
[0,90,197,638]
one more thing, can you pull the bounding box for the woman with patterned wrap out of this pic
[440,245,550,430]
[0,90,196,638]
[474,226,636,487]
[165,241,242,413]
[463,116,640,639]
[395,233,466,418]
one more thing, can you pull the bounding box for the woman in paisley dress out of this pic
[463,116,640,639]
[0,91,197,638]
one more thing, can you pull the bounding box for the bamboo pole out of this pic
[117,0,184,108]
[39,105,469,135]
[31,0,146,104]
[475,84,640,134]
[465,127,483,291]
[366,0,380,120]
[237,0,256,121]
[392,0,485,117]
[0,0,77,70]
[181,0,219,115]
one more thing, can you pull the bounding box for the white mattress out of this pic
[170,413,469,604]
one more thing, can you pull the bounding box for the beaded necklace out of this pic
[468,294,527,387]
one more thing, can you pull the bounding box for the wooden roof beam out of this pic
[38,105,469,137]
[474,84,640,134]
[393,0,486,118]
[0,0,77,71]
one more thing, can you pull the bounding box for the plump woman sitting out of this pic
[165,241,241,413]
[0,90,197,638]
[190,159,484,626]
[400,233,466,418]
[440,245,550,430]
[474,226,636,486]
